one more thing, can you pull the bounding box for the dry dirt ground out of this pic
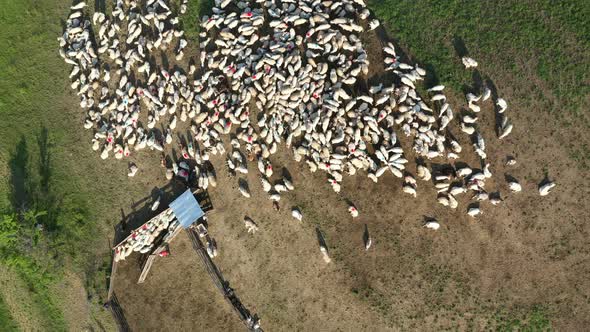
[110,98,590,331]
[68,8,590,332]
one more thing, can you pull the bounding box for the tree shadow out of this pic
[37,127,51,197]
[8,136,30,212]
[8,126,57,218]
[36,126,60,232]
[7,126,67,250]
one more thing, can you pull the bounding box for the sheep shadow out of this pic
[422,215,437,226]
[282,167,293,182]
[429,162,456,182]
[362,224,371,249]
[315,227,328,250]
[452,35,469,58]
[423,63,441,90]
[160,50,170,70]
[538,174,553,189]
[372,23,442,89]
[461,69,485,96]
[504,173,519,183]
[94,0,106,13]
[489,191,502,201]
[467,202,480,210]
[238,177,250,193]
[200,0,216,16]
[485,77,504,135]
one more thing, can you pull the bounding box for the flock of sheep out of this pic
[113,209,180,262]
[60,0,556,261]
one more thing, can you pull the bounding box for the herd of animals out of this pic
[113,207,180,262]
[59,0,557,261]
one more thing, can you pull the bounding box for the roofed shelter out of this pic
[169,189,205,228]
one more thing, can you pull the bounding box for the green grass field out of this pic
[0,0,587,329]
[0,0,108,329]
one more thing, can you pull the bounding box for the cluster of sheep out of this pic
[59,0,556,239]
[114,209,180,262]
[59,1,206,170]
[59,2,100,113]
[193,0,555,221]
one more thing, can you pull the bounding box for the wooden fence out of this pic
[185,228,262,331]
[108,292,130,332]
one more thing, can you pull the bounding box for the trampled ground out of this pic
[113,100,589,330]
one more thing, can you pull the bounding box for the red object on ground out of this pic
[159,250,170,257]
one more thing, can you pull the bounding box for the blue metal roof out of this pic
[169,189,204,228]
